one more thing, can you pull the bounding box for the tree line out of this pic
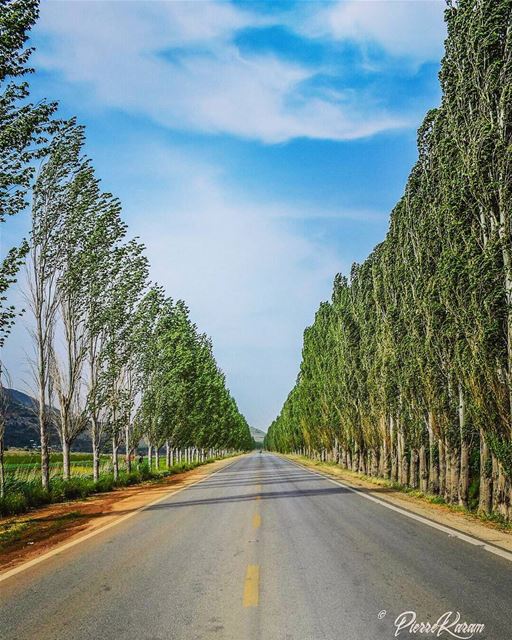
[265,0,512,521]
[0,0,252,497]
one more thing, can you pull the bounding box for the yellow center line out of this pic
[252,513,261,528]
[243,564,260,607]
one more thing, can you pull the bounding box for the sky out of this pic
[2,0,447,430]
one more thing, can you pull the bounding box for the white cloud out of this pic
[300,0,445,63]
[117,141,345,427]
[1,137,356,428]
[34,0,409,143]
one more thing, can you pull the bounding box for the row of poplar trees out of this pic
[0,0,252,494]
[266,0,512,520]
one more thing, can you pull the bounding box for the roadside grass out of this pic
[0,457,227,519]
[285,454,512,532]
[0,511,86,554]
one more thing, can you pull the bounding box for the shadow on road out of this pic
[144,485,351,510]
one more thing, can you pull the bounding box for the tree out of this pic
[266,0,512,521]
[27,122,84,489]
[99,239,149,479]
[0,0,56,348]
[137,299,252,463]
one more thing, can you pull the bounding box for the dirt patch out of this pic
[0,456,240,573]
[283,454,512,555]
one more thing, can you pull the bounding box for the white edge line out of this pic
[281,455,512,564]
[0,456,243,585]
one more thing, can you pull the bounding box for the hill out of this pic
[249,426,266,443]
[2,388,93,451]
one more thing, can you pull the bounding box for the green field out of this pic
[4,451,109,471]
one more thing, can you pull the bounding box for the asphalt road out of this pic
[0,453,511,640]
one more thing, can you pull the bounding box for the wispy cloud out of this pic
[297,0,445,64]
[33,0,420,143]
[107,140,346,426]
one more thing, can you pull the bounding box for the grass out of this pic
[0,511,86,554]
[4,452,109,471]
[0,456,226,518]
[285,454,512,532]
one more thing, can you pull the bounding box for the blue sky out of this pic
[2,0,447,430]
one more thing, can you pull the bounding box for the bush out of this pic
[50,477,94,502]
[94,476,115,493]
[137,463,151,480]
[25,483,51,508]
[65,478,94,500]
[0,492,28,516]
[125,471,143,485]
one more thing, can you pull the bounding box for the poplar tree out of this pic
[266,0,512,521]
[0,0,56,347]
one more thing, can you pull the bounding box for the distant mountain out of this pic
[250,426,266,443]
[5,388,37,409]
[2,387,93,452]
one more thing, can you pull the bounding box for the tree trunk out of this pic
[402,446,409,487]
[155,446,160,470]
[381,433,390,479]
[166,441,171,468]
[147,444,153,469]
[358,449,365,473]
[40,409,50,490]
[398,431,408,486]
[458,384,469,508]
[352,445,359,472]
[0,437,5,499]
[92,438,100,482]
[438,437,445,497]
[371,448,379,477]
[390,416,398,483]
[446,441,459,504]
[37,316,50,491]
[428,415,439,494]
[419,445,428,493]
[91,418,100,482]
[112,438,119,481]
[459,441,470,508]
[478,432,492,514]
[125,422,131,473]
[444,440,452,502]
[410,449,419,489]
[493,458,509,518]
[62,439,71,480]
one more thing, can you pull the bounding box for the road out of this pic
[0,453,511,640]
